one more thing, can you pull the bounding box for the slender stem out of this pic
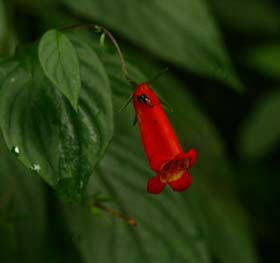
[99,27,129,81]
[94,203,137,227]
[61,23,136,87]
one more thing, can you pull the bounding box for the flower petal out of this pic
[149,153,170,172]
[176,149,197,167]
[168,171,192,192]
[186,148,196,167]
[147,174,166,194]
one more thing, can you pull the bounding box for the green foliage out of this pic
[62,0,242,90]
[0,0,7,49]
[66,54,210,263]
[2,0,280,262]
[210,0,280,34]
[55,44,256,262]
[0,40,113,202]
[39,29,81,111]
[0,135,47,262]
[246,44,280,79]
[239,90,280,160]
[0,0,15,55]
[117,51,257,263]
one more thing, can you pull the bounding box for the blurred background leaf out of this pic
[246,44,280,79]
[0,0,7,51]
[238,89,280,160]
[0,132,83,262]
[0,133,47,262]
[62,0,242,90]
[210,0,280,35]
[0,0,16,55]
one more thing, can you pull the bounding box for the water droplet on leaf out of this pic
[11,146,20,156]
[31,163,41,172]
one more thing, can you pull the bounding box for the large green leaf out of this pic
[61,42,256,262]
[62,0,241,90]
[39,29,81,111]
[0,39,113,201]
[190,189,258,263]
[238,90,280,160]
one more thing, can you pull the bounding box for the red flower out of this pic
[133,83,197,194]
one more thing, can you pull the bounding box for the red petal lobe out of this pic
[168,171,192,192]
[147,174,166,194]
[185,148,197,167]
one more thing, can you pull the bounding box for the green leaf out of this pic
[246,44,280,79]
[191,189,258,263]
[0,39,113,202]
[62,0,242,90]
[99,32,106,47]
[39,29,81,111]
[238,90,280,160]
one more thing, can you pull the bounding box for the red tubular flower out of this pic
[133,83,197,194]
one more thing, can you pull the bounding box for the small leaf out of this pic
[38,29,81,111]
[99,32,106,47]
[238,90,280,160]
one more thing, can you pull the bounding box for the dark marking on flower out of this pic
[137,93,154,107]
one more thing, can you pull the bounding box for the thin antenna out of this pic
[61,23,137,88]
[146,67,169,85]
